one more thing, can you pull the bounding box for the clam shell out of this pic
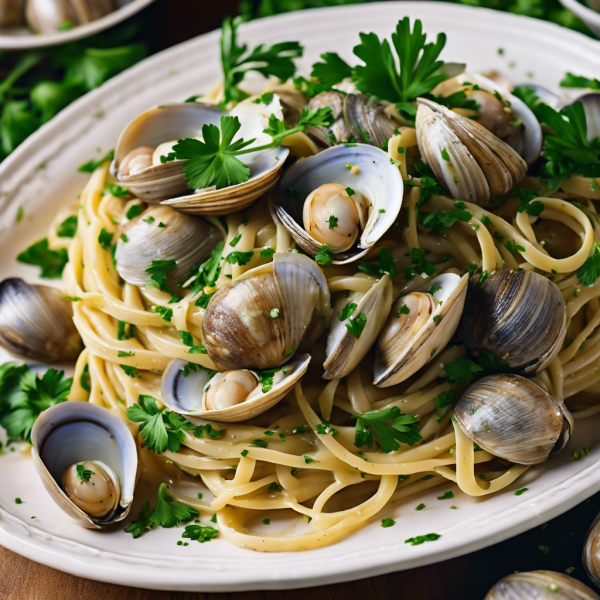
[584,511,600,587]
[112,103,224,202]
[202,252,330,371]
[485,570,599,599]
[459,270,566,374]
[273,143,403,264]
[433,72,543,165]
[31,401,138,529]
[115,205,223,287]
[323,274,392,380]
[161,354,311,422]
[0,278,81,363]
[453,374,566,465]
[161,96,290,215]
[416,98,527,206]
[373,272,468,387]
[343,94,397,148]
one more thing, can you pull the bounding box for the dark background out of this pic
[1,1,600,598]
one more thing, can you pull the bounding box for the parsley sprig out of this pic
[220,16,303,105]
[352,405,422,453]
[164,107,332,192]
[0,363,72,442]
[124,482,199,538]
[126,395,196,454]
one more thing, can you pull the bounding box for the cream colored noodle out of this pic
[45,95,600,553]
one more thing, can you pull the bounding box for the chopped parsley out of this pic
[146,259,178,291]
[381,518,396,528]
[225,250,254,266]
[76,464,94,483]
[405,533,441,546]
[577,242,600,287]
[515,487,528,496]
[57,215,78,238]
[358,247,396,278]
[437,491,454,500]
[315,244,333,267]
[327,215,339,229]
[78,149,114,173]
[345,313,367,339]
[403,247,436,280]
[338,302,358,321]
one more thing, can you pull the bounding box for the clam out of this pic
[0,278,81,362]
[308,91,351,144]
[203,252,331,371]
[485,570,599,599]
[0,0,24,26]
[161,354,310,422]
[323,274,392,380]
[459,270,566,374]
[374,272,468,387]
[453,374,568,465]
[432,72,543,165]
[273,143,403,263]
[112,97,289,215]
[25,0,115,33]
[306,92,397,148]
[416,98,528,206]
[584,511,600,587]
[114,205,223,287]
[31,401,138,529]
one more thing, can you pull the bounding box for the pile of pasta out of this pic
[51,103,600,551]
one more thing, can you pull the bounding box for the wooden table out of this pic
[2,1,600,597]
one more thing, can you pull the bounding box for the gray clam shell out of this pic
[454,374,567,465]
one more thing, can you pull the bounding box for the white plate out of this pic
[1,2,600,592]
[0,0,156,50]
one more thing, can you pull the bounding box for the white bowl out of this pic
[0,0,157,50]
[559,0,600,37]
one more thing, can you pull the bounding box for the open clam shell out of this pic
[0,278,82,363]
[323,274,392,380]
[374,272,468,387]
[459,270,566,374]
[112,102,224,202]
[203,253,331,371]
[453,374,568,465]
[273,144,403,264]
[161,354,311,422]
[485,570,599,599]
[416,97,527,206]
[31,401,138,529]
[161,96,290,215]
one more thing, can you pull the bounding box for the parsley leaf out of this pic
[536,102,600,189]
[17,238,68,279]
[443,358,482,384]
[220,16,303,105]
[76,464,94,483]
[338,302,358,321]
[225,250,254,266]
[560,73,600,90]
[78,149,114,173]
[514,187,544,217]
[0,364,72,442]
[352,406,422,453]
[187,240,224,297]
[419,206,472,233]
[357,247,397,278]
[577,242,600,287]
[310,52,352,87]
[169,116,253,190]
[57,215,77,238]
[352,18,456,119]
[146,259,178,291]
[315,244,333,267]
[403,247,436,280]
[126,395,195,454]
[182,524,219,543]
[345,313,367,339]
[125,483,198,538]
